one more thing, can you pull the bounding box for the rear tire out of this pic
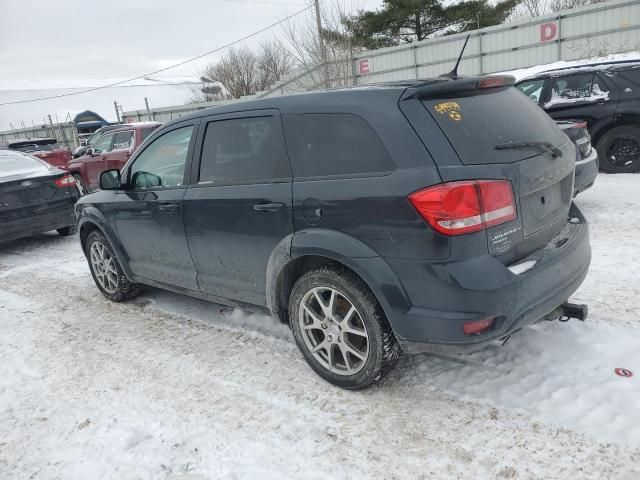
[73,174,87,195]
[56,225,77,236]
[85,230,141,302]
[289,265,400,390]
[596,125,640,173]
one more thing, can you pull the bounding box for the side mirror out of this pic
[86,147,95,156]
[99,169,121,190]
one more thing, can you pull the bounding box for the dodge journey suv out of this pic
[76,75,591,389]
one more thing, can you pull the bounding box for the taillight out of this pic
[463,317,495,335]
[54,174,75,188]
[408,180,516,235]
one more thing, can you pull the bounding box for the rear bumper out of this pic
[384,203,591,353]
[574,149,598,196]
[0,204,76,243]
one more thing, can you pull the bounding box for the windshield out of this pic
[422,87,567,164]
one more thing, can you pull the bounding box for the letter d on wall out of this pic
[540,22,558,42]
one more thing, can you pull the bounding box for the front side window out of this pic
[112,131,134,151]
[283,113,393,178]
[516,79,544,103]
[93,134,114,154]
[129,125,193,189]
[199,116,289,184]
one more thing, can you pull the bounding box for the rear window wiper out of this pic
[495,141,562,158]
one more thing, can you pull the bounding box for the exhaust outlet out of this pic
[546,302,588,322]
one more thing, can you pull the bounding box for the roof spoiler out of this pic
[404,75,516,100]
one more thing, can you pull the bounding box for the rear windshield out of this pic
[422,87,567,164]
[10,142,59,153]
[0,151,49,178]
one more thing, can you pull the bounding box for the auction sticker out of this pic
[614,368,633,378]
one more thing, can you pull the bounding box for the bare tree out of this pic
[513,0,607,19]
[280,1,363,92]
[198,42,293,99]
[258,40,294,90]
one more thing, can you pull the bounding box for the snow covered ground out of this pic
[1,174,639,479]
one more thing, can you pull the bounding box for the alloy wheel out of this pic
[90,241,118,294]
[298,286,369,376]
[606,136,640,168]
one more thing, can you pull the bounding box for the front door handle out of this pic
[158,202,179,212]
[253,202,284,212]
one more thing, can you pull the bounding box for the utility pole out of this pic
[314,0,330,89]
[144,97,154,121]
[114,101,122,123]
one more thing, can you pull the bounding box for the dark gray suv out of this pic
[76,75,591,389]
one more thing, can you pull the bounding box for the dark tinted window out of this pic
[283,114,393,178]
[199,116,289,184]
[112,131,134,150]
[11,142,59,153]
[550,73,594,99]
[422,87,566,165]
[141,126,158,141]
[615,68,640,92]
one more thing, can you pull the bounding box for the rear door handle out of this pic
[253,202,284,212]
[158,202,179,212]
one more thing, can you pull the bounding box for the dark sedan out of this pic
[0,150,79,243]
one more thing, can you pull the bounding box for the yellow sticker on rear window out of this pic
[434,101,463,121]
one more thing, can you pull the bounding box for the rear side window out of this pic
[199,116,290,184]
[141,127,157,141]
[283,113,394,178]
[422,87,566,165]
[112,131,134,150]
[549,73,594,100]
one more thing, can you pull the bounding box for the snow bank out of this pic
[498,50,640,81]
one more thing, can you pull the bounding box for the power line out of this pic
[0,5,312,107]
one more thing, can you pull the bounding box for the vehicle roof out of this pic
[96,122,161,134]
[162,82,441,128]
[517,59,640,82]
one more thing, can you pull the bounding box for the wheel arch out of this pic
[78,212,134,279]
[267,229,411,328]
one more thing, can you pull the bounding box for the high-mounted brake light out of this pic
[54,174,76,188]
[408,180,516,235]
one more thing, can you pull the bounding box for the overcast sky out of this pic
[0,0,382,85]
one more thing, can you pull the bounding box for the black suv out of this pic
[515,60,640,173]
[76,75,591,389]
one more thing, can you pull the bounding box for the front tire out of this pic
[85,230,141,302]
[289,266,400,390]
[596,125,640,173]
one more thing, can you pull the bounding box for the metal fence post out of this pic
[413,45,419,79]
[557,15,563,60]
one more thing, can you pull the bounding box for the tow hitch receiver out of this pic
[546,302,588,322]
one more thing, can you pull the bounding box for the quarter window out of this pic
[129,126,193,189]
[282,113,393,178]
[199,116,290,184]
